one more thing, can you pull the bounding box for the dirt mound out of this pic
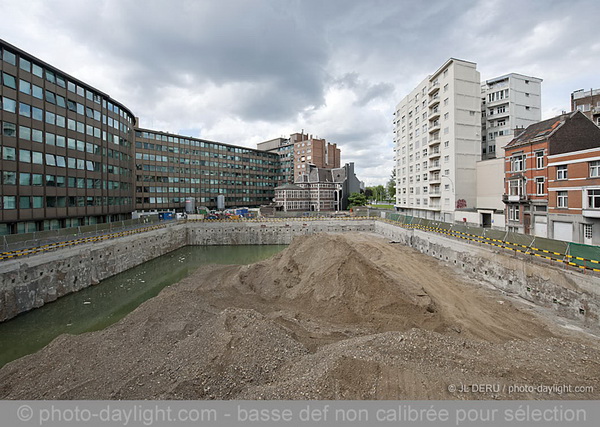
[238,329,600,399]
[0,232,598,400]
[234,233,440,331]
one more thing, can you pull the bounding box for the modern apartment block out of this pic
[481,73,542,159]
[133,128,279,213]
[393,58,482,222]
[571,88,600,126]
[256,137,294,184]
[0,40,136,235]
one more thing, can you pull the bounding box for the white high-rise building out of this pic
[393,58,481,222]
[481,73,542,159]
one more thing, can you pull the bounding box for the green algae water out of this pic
[0,245,286,369]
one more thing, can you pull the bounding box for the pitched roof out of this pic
[503,112,573,150]
[275,183,304,190]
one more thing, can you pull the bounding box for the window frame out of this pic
[590,161,600,178]
[556,165,568,180]
[535,177,544,195]
[557,191,568,208]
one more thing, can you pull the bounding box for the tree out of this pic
[348,192,368,208]
[364,187,373,200]
[373,185,386,202]
[386,169,396,201]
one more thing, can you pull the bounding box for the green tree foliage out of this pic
[348,192,368,207]
[387,169,396,200]
[373,185,386,202]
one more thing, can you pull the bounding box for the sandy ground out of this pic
[0,232,598,400]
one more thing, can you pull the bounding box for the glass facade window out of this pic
[19,57,31,72]
[19,102,31,117]
[32,84,43,99]
[2,72,16,89]
[2,96,17,113]
[19,196,31,209]
[45,111,56,125]
[45,69,56,84]
[19,149,31,163]
[32,150,43,164]
[19,173,31,186]
[19,79,31,94]
[19,125,31,140]
[2,196,16,210]
[2,49,16,65]
[2,171,16,185]
[32,63,43,77]
[45,90,56,104]
[32,106,43,121]
[2,146,16,160]
[32,196,43,208]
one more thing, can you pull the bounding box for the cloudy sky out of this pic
[2,0,600,186]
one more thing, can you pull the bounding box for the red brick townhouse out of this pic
[503,111,600,240]
[547,130,600,244]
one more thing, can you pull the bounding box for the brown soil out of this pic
[1,232,598,399]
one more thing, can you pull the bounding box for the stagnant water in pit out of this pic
[0,244,287,369]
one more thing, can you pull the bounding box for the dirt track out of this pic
[0,232,598,399]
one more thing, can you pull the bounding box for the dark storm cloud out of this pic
[5,0,600,185]
[44,0,330,121]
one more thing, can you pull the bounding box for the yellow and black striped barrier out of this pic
[382,219,600,273]
[0,224,165,261]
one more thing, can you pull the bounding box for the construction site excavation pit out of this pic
[0,232,598,400]
[0,244,287,369]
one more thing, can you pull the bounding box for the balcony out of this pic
[502,194,528,203]
[428,121,441,133]
[491,108,510,119]
[428,81,440,95]
[428,148,441,159]
[428,94,440,107]
[429,174,441,184]
[428,107,440,120]
[428,135,441,146]
[583,209,600,218]
[429,162,441,172]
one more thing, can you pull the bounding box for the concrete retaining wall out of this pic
[0,224,188,322]
[375,221,600,328]
[186,219,375,245]
[1,219,598,327]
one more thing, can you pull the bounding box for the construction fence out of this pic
[0,216,162,257]
[380,212,600,273]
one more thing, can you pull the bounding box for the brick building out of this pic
[503,111,600,241]
[547,143,600,244]
[291,131,340,181]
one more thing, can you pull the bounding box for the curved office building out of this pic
[0,40,136,235]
